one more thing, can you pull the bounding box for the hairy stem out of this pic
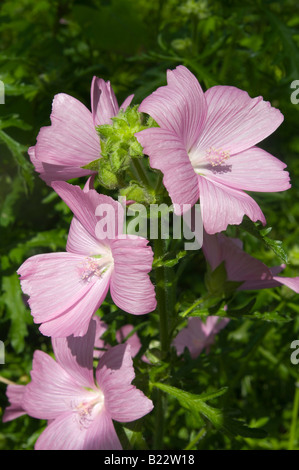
[289,382,299,450]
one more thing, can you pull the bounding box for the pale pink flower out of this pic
[2,384,27,422]
[3,319,154,450]
[17,180,156,338]
[173,316,229,359]
[29,77,133,184]
[135,65,290,234]
[94,318,142,359]
[202,231,299,293]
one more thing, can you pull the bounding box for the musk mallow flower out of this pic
[173,316,229,359]
[29,76,133,184]
[93,318,142,359]
[202,231,299,293]
[17,180,156,338]
[135,65,290,234]
[3,319,154,450]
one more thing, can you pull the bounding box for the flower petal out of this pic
[84,409,122,450]
[29,146,95,185]
[272,276,299,293]
[24,351,84,420]
[66,217,111,256]
[91,77,119,126]
[198,176,266,234]
[136,127,199,214]
[35,93,100,168]
[34,408,121,450]
[18,252,93,322]
[96,344,154,423]
[193,85,284,157]
[216,234,273,282]
[18,251,112,337]
[139,65,207,151]
[39,267,112,338]
[52,181,124,241]
[119,94,134,111]
[115,325,141,358]
[52,319,97,389]
[3,384,26,422]
[110,235,156,315]
[35,412,87,450]
[204,147,290,193]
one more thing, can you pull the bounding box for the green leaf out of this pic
[97,158,124,190]
[1,273,31,353]
[0,128,33,190]
[82,158,101,171]
[153,250,188,268]
[240,218,288,264]
[152,382,266,439]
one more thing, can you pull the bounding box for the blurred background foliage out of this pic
[1,0,299,450]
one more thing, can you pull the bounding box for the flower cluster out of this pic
[3,65,298,450]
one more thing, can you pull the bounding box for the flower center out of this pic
[75,390,105,429]
[206,147,230,167]
[79,253,113,283]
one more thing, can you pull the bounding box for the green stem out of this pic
[289,382,299,450]
[184,427,206,450]
[152,220,174,450]
[154,235,170,356]
[180,295,210,318]
[153,388,165,450]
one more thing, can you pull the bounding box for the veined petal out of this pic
[115,325,141,358]
[83,409,122,450]
[39,267,112,338]
[35,408,121,450]
[91,77,119,127]
[119,94,134,111]
[35,93,100,167]
[18,252,112,337]
[52,319,97,389]
[139,65,207,150]
[204,147,291,192]
[198,176,266,234]
[52,181,124,241]
[216,234,273,282]
[193,85,284,158]
[18,252,94,322]
[96,344,153,423]
[24,351,85,420]
[35,412,87,450]
[273,276,299,293]
[110,235,156,315]
[136,127,199,214]
[67,217,111,256]
[202,231,223,271]
[3,384,26,422]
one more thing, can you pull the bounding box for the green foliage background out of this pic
[1,0,299,450]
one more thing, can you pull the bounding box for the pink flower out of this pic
[3,319,154,450]
[202,231,299,293]
[2,384,27,422]
[94,318,141,359]
[173,316,229,359]
[29,77,133,184]
[17,180,156,338]
[135,65,290,234]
